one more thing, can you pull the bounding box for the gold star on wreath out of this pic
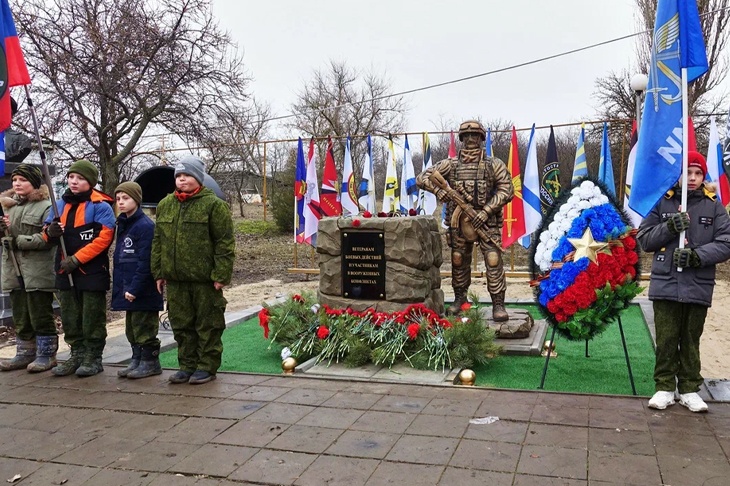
[568,227,608,263]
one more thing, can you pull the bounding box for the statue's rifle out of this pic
[429,170,504,252]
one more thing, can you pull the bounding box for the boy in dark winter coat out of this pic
[0,164,58,372]
[637,151,730,412]
[151,155,234,385]
[113,182,164,379]
[43,159,116,377]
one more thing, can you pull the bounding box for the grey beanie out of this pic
[174,155,206,186]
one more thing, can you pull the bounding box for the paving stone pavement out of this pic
[1,368,729,486]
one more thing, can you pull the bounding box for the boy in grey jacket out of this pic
[637,151,730,412]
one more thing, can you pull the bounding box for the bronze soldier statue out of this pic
[416,120,514,320]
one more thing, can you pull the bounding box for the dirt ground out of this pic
[3,202,730,380]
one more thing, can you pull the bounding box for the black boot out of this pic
[118,345,142,378]
[52,346,84,376]
[0,338,36,371]
[76,352,103,377]
[447,288,468,316]
[27,335,59,373]
[491,291,509,322]
[127,344,162,379]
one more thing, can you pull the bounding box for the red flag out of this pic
[0,0,30,132]
[687,117,697,151]
[320,136,342,217]
[502,127,526,248]
[448,130,457,158]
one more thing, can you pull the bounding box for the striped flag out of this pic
[502,127,526,248]
[294,138,307,243]
[571,123,588,183]
[706,117,730,205]
[624,122,642,228]
[399,135,417,213]
[418,132,438,215]
[341,136,359,215]
[485,128,494,157]
[320,136,342,216]
[303,138,322,246]
[382,135,399,213]
[598,122,616,197]
[357,135,376,212]
[723,105,730,181]
[520,124,542,248]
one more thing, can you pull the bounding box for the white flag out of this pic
[520,124,542,248]
[341,137,359,215]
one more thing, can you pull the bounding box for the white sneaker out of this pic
[678,392,708,412]
[648,391,676,410]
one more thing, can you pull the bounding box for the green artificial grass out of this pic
[159,303,656,396]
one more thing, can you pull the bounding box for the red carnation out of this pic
[258,308,270,339]
[363,211,373,218]
[408,208,417,216]
[461,302,472,311]
[407,323,420,340]
[378,211,388,217]
[316,325,330,339]
[292,294,304,303]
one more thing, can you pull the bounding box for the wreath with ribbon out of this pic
[529,178,642,341]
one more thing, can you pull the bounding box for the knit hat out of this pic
[687,151,707,178]
[68,159,99,187]
[11,164,43,189]
[174,155,206,186]
[115,181,143,206]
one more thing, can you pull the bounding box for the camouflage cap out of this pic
[458,120,486,141]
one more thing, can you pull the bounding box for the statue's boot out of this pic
[447,288,468,316]
[491,291,509,322]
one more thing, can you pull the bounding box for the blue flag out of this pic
[629,0,708,217]
[598,122,615,197]
[294,138,307,243]
[485,128,493,157]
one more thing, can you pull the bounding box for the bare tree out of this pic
[288,60,407,180]
[13,0,251,193]
[595,0,729,130]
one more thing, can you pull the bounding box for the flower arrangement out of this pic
[530,179,641,341]
[259,292,500,371]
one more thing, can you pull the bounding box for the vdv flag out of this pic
[571,123,588,183]
[341,137,359,216]
[624,122,643,228]
[485,128,493,157]
[520,124,542,249]
[358,134,376,212]
[598,122,616,197]
[0,0,30,135]
[294,138,307,244]
[320,136,342,217]
[502,127,526,248]
[382,135,399,213]
[418,132,438,215]
[707,117,730,205]
[303,138,322,246]
[629,0,708,217]
[399,135,417,213]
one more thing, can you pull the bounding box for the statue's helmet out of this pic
[458,120,486,141]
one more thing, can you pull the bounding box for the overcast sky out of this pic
[212,0,728,138]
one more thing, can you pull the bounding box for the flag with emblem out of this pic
[294,137,307,243]
[502,126,526,248]
[320,136,342,216]
[340,136,359,215]
[303,138,322,246]
[382,135,399,213]
[399,135,417,213]
[540,125,560,213]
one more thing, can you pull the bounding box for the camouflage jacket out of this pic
[416,151,513,228]
[151,188,235,284]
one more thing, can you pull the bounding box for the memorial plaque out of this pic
[341,231,386,300]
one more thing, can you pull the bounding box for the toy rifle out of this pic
[0,205,25,289]
[429,170,504,252]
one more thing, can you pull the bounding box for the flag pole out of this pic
[23,86,73,285]
[678,68,689,272]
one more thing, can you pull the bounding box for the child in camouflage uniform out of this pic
[112,182,164,379]
[43,159,115,377]
[637,151,730,412]
[151,156,234,384]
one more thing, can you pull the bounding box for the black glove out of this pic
[668,212,690,234]
[673,248,701,268]
[0,219,8,233]
[59,255,80,273]
[45,220,63,238]
[2,237,16,251]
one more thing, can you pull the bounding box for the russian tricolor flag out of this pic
[0,0,30,132]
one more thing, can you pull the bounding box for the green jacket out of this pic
[0,187,56,292]
[151,187,235,284]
